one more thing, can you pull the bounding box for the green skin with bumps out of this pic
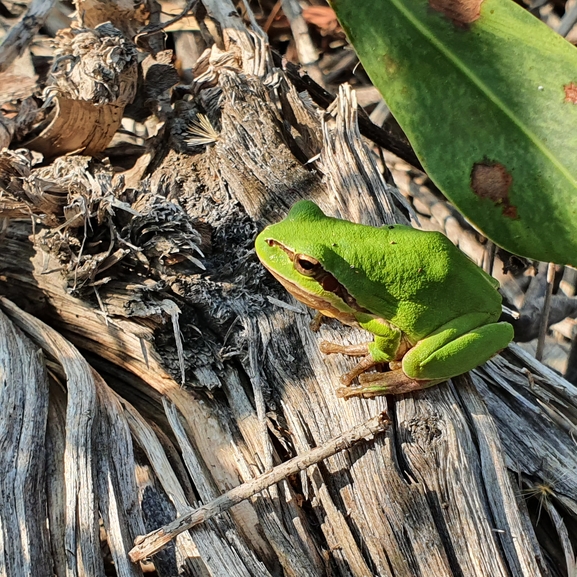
[255,200,513,397]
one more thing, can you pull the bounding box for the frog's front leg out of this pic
[336,313,514,398]
[319,319,406,386]
[319,341,381,384]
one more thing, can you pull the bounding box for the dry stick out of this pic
[134,0,198,39]
[536,262,556,361]
[262,0,282,33]
[129,412,390,562]
[557,2,577,37]
[483,240,496,277]
[280,0,325,88]
[0,0,56,73]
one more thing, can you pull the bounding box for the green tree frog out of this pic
[255,200,514,398]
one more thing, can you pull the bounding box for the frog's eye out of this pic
[294,254,321,276]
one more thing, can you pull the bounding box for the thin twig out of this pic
[263,0,282,33]
[129,412,390,562]
[483,240,495,277]
[134,0,198,40]
[536,262,556,361]
[280,0,325,87]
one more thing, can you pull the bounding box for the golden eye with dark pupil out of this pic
[294,254,320,276]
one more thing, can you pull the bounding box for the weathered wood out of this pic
[0,310,51,576]
[45,379,68,577]
[129,412,390,560]
[93,372,146,577]
[1,297,105,577]
[0,0,56,73]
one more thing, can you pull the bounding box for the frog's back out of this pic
[264,201,502,340]
[318,219,502,339]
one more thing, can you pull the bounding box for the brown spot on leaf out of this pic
[429,0,483,26]
[501,205,518,219]
[564,82,577,104]
[471,160,517,219]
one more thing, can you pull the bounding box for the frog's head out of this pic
[255,200,362,323]
[256,200,325,253]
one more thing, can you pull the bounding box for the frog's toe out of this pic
[340,356,383,386]
[337,369,436,398]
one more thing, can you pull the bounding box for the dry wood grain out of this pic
[0,310,51,576]
[1,297,105,576]
[129,412,390,560]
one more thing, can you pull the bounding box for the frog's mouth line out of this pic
[262,239,370,325]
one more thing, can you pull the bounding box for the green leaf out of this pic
[330,0,577,265]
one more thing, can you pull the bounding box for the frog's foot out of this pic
[319,341,384,385]
[336,369,435,398]
[339,356,385,386]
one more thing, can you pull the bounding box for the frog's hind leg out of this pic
[320,331,404,386]
[319,318,410,391]
[336,318,513,398]
[337,369,427,398]
[319,341,372,357]
[401,321,514,382]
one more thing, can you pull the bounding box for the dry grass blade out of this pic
[185,113,220,146]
